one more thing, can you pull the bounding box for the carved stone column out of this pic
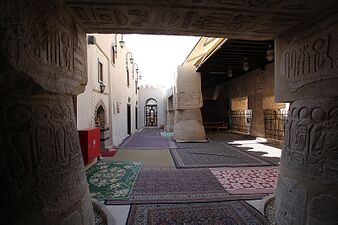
[275,98,338,225]
[0,0,94,224]
[274,14,338,225]
[174,65,206,142]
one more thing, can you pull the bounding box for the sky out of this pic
[123,34,199,87]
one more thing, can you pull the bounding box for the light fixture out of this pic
[114,34,125,49]
[119,34,125,49]
[266,45,274,62]
[227,66,233,78]
[99,82,106,93]
[243,58,249,71]
[133,63,139,80]
[128,97,131,103]
[126,52,133,68]
[138,72,142,80]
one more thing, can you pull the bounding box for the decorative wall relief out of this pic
[0,0,87,95]
[280,32,337,92]
[281,98,338,184]
[65,0,336,40]
[275,17,338,101]
[0,94,89,224]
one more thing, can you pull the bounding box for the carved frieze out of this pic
[275,16,338,101]
[280,32,338,92]
[65,0,336,40]
[281,98,338,184]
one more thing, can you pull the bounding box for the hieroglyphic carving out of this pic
[65,0,335,39]
[0,0,87,95]
[308,195,338,225]
[24,25,86,81]
[275,176,307,225]
[280,31,338,92]
[0,94,91,224]
[282,99,338,184]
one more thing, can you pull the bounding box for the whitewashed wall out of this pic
[77,34,140,147]
[139,85,166,128]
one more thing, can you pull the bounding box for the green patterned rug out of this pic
[160,132,174,137]
[86,160,143,200]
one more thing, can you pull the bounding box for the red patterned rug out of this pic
[210,167,278,195]
[127,201,268,225]
[105,168,266,204]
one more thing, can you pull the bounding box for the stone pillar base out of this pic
[174,120,206,142]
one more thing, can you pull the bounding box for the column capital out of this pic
[0,0,87,95]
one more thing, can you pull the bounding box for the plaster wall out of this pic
[77,34,139,147]
[139,86,166,128]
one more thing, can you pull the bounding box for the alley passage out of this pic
[87,128,281,225]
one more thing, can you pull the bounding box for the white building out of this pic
[77,34,140,148]
[138,85,166,128]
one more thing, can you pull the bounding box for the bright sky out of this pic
[123,34,199,87]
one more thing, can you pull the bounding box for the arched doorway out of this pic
[145,98,157,127]
[95,105,106,129]
[95,105,106,149]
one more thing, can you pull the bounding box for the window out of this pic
[111,45,116,65]
[127,69,130,87]
[98,59,103,82]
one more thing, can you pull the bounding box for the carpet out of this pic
[135,128,161,136]
[264,197,276,225]
[127,201,269,225]
[210,167,278,195]
[171,142,272,168]
[105,168,264,204]
[120,136,178,149]
[86,160,142,200]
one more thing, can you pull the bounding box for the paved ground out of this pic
[99,129,280,225]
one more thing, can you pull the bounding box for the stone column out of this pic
[174,65,206,142]
[274,14,338,225]
[0,0,94,224]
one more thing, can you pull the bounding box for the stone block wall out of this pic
[215,63,286,137]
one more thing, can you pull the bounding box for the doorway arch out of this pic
[95,105,106,129]
[145,98,158,127]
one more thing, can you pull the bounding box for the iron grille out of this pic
[230,110,252,135]
[264,109,287,141]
